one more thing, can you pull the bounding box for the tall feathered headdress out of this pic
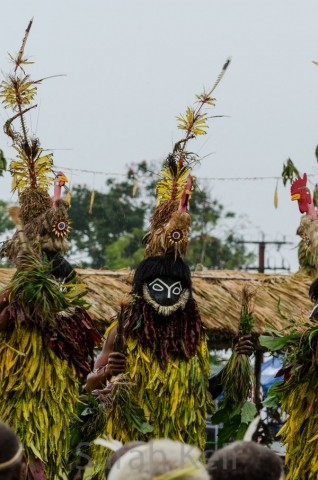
[0,19,70,262]
[144,58,231,259]
[0,22,102,480]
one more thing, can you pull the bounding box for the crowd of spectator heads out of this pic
[0,420,285,480]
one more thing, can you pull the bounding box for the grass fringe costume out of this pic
[258,172,318,479]
[84,61,232,479]
[260,318,318,480]
[0,20,102,479]
[103,319,211,446]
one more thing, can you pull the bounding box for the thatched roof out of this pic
[0,268,315,348]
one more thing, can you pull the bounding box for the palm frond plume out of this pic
[0,20,71,262]
[0,18,54,193]
[145,58,231,258]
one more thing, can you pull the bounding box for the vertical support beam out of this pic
[258,242,265,273]
[254,348,263,413]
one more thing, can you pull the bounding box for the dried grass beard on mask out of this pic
[124,295,203,362]
[142,285,190,316]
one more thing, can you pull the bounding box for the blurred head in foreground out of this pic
[107,438,209,480]
[0,421,26,480]
[104,441,146,478]
[206,441,285,480]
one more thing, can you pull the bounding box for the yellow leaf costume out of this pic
[0,20,102,479]
[105,323,212,449]
[87,63,230,479]
[270,321,318,480]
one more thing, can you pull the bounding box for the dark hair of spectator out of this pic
[206,441,284,480]
[0,421,25,480]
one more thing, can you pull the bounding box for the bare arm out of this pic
[85,326,126,392]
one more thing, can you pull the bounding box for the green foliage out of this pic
[0,200,15,235]
[212,288,256,447]
[259,334,297,351]
[11,251,89,328]
[281,147,318,197]
[104,229,145,269]
[186,187,254,269]
[67,161,253,270]
[69,392,107,451]
[281,158,300,186]
[187,232,255,270]
[212,399,257,445]
[241,400,257,424]
[0,149,7,176]
[213,350,256,447]
[0,199,15,268]
[262,380,283,409]
[68,164,150,268]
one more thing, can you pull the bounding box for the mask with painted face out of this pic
[142,275,190,316]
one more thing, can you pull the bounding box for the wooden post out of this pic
[254,347,263,413]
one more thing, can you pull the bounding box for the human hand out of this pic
[107,352,127,377]
[93,352,127,381]
[233,334,254,356]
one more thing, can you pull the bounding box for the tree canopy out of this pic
[0,200,14,235]
[0,160,255,270]
[66,161,254,270]
[0,150,6,177]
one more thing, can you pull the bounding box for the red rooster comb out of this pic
[290,173,308,197]
[290,172,316,216]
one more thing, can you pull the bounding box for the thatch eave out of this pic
[0,268,314,349]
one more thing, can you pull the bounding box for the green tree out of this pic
[0,200,14,234]
[68,162,152,268]
[0,149,6,177]
[187,232,255,270]
[187,186,255,269]
[68,162,253,270]
[104,228,145,269]
[0,199,16,267]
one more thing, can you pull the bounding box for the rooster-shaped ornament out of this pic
[291,173,318,268]
[0,171,71,262]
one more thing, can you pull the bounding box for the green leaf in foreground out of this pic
[259,335,296,351]
[241,400,257,424]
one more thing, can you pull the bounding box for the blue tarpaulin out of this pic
[261,356,284,396]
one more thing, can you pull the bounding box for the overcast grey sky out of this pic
[1,0,318,272]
